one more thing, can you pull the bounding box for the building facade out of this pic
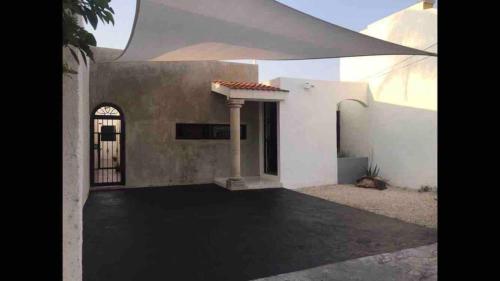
[90,47,370,190]
[88,1,437,191]
[90,50,261,187]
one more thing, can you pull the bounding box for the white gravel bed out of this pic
[297,184,437,228]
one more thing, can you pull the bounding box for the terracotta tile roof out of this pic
[213,80,289,92]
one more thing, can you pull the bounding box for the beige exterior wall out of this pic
[90,49,261,187]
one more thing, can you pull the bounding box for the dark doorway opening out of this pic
[264,102,278,175]
[337,109,340,153]
[90,104,125,186]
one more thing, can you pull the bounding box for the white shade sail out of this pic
[116,0,437,62]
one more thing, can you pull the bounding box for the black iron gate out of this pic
[90,104,125,186]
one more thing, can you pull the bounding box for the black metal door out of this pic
[264,102,278,175]
[90,104,125,186]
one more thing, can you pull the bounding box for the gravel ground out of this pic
[297,185,437,228]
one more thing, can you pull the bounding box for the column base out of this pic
[226,178,246,191]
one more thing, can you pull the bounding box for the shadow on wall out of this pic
[339,87,437,189]
[367,52,437,189]
[367,88,437,189]
[368,54,437,111]
[336,2,437,189]
[337,157,368,184]
[337,99,369,158]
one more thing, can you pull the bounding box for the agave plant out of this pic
[357,153,386,190]
[366,162,380,178]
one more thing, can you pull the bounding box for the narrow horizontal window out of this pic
[176,124,247,140]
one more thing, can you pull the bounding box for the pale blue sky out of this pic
[86,0,437,81]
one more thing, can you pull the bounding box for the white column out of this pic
[226,98,245,189]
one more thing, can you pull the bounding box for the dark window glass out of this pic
[211,124,230,139]
[175,124,206,139]
[176,124,246,140]
[336,110,340,153]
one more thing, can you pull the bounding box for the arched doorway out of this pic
[90,104,125,186]
[336,99,368,156]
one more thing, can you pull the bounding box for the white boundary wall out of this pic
[340,3,437,189]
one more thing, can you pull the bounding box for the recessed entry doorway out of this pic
[90,104,125,186]
[263,102,278,175]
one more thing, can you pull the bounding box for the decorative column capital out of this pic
[226,98,245,108]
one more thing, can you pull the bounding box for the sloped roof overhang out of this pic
[212,80,289,101]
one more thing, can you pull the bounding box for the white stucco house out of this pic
[212,0,437,191]
[230,0,438,190]
[211,77,368,190]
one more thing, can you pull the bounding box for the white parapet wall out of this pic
[62,45,90,281]
[339,2,437,189]
[268,77,368,189]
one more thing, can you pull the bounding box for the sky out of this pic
[85,0,437,82]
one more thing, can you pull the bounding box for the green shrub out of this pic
[63,0,115,74]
